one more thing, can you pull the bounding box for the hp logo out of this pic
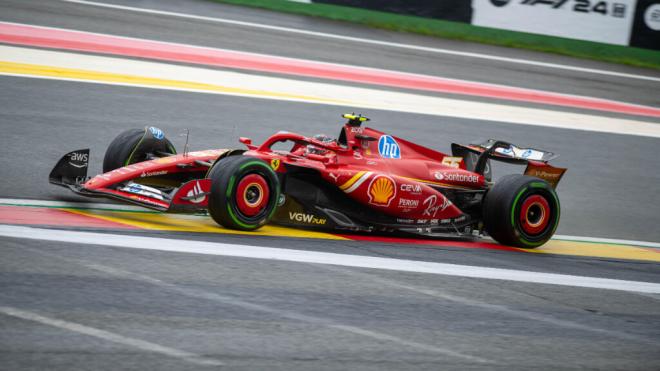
[378,135,401,159]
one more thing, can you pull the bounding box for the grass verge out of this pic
[210,0,660,70]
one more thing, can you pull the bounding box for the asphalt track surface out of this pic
[1,0,660,370]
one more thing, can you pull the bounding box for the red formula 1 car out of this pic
[50,114,566,247]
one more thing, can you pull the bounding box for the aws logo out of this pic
[368,175,396,207]
[68,151,88,168]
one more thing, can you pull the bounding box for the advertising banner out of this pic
[472,0,638,45]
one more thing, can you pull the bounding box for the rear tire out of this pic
[208,156,280,231]
[483,175,560,248]
[103,127,176,173]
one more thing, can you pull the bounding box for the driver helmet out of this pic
[307,134,335,155]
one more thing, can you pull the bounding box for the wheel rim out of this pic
[519,194,550,235]
[235,173,270,217]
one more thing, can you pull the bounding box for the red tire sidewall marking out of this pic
[519,194,550,235]
[235,173,270,217]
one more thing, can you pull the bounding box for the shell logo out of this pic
[368,175,396,206]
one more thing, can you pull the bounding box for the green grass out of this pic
[210,0,660,70]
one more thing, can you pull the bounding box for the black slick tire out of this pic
[483,174,560,248]
[208,156,280,231]
[102,127,176,173]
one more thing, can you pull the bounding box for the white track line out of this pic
[0,198,150,212]
[0,306,223,366]
[1,225,659,293]
[60,0,660,83]
[78,262,489,363]
[1,198,658,248]
[320,264,659,344]
[7,20,653,113]
[554,235,660,249]
[3,45,660,138]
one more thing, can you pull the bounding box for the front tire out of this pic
[483,175,560,248]
[208,156,280,231]
[103,127,176,173]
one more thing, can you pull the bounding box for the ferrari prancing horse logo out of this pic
[270,159,281,171]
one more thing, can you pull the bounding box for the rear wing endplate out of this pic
[452,140,566,188]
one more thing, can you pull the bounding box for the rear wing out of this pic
[451,139,566,188]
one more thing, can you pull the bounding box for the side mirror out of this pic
[239,137,256,150]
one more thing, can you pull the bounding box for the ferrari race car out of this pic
[50,114,566,248]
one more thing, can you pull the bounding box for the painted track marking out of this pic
[0,58,346,104]
[0,306,224,366]
[60,0,660,83]
[1,225,659,293]
[554,234,660,249]
[0,199,658,262]
[2,46,659,138]
[1,22,659,118]
[49,258,490,363]
[319,264,659,344]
